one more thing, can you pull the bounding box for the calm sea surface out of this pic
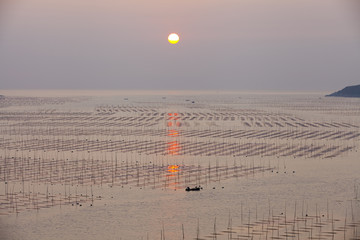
[0,90,359,239]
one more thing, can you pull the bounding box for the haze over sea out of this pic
[1,0,360,239]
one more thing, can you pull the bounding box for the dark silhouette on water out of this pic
[185,186,202,191]
[326,85,360,98]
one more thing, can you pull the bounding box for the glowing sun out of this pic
[168,33,179,44]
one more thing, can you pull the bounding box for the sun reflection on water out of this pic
[165,112,182,186]
[166,112,182,156]
[167,164,180,173]
[167,140,181,155]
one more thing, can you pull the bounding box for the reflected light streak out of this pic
[167,140,181,155]
[166,112,181,155]
[167,129,179,136]
[167,165,180,173]
[167,141,181,155]
[165,113,182,188]
[166,165,181,187]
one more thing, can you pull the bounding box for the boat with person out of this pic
[185,186,202,191]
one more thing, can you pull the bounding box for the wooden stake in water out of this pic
[213,217,217,240]
[196,219,200,240]
[182,224,185,240]
[241,202,243,224]
[344,209,347,240]
[326,199,329,220]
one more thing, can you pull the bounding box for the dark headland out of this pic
[326,84,360,98]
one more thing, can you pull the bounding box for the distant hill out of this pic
[326,85,360,98]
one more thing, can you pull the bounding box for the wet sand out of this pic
[0,90,359,239]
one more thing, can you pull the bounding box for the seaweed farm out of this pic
[0,90,359,240]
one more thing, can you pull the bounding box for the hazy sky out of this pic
[0,0,359,91]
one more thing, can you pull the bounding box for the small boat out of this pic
[185,186,202,191]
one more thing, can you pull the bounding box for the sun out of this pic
[168,33,179,44]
